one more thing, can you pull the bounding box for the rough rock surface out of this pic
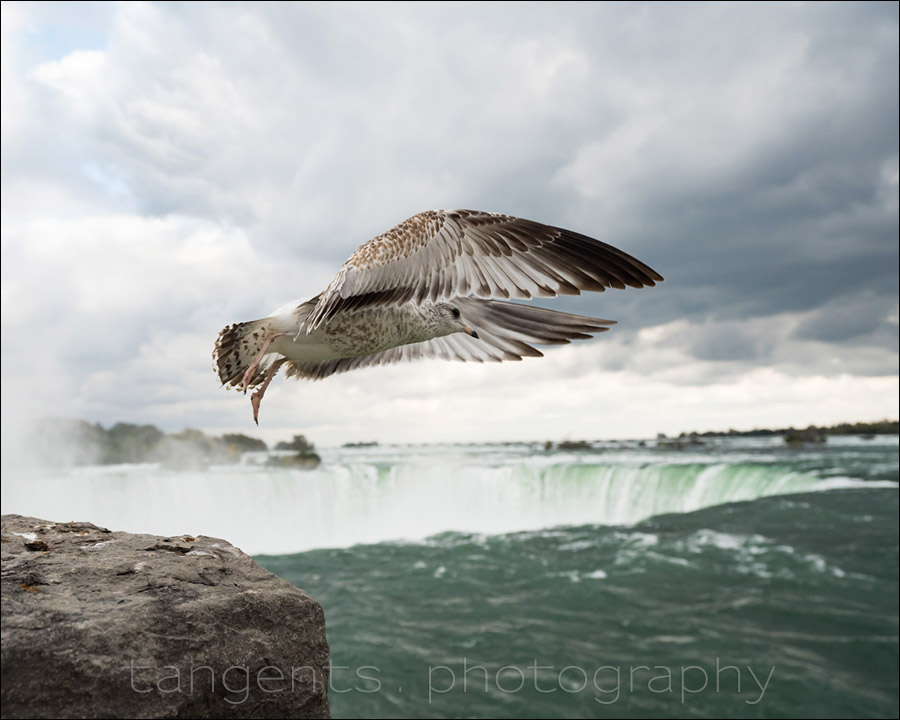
[1,515,329,719]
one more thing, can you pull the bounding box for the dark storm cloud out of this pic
[539,2,899,335]
[793,292,899,346]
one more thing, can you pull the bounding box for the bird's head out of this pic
[435,303,479,339]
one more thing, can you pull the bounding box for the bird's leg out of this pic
[240,333,285,394]
[251,357,287,425]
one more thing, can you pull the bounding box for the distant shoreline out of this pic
[661,419,898,440]
[12,418,898,469]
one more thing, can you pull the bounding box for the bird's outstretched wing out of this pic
[304,209,663,331]
[286,298,615,380]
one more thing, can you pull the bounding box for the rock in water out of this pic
[0,515,330,719]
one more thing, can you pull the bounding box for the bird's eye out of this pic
[451,307,460,319]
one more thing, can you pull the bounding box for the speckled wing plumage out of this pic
[303,209,663,332]
[285,298,616,381]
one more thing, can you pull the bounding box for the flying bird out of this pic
[214,209,663,423]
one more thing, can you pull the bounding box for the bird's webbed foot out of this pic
[250,357,287,425]
[241,333,285,395]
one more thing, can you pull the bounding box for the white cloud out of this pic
[217,354,899,447]
[1,2,897,445]
[31,49,108,116]
[1,214,274,423]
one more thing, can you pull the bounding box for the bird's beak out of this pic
[463,325,479,339]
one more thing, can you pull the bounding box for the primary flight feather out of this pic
[213,209,663,423]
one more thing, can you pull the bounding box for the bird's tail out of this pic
[213,318,279,390]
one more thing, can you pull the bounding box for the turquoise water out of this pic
[4,435,897,717]
[253,436,898,719]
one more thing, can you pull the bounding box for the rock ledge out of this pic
[1,514,329,719]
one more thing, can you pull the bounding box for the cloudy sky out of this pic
[1,1,897,447]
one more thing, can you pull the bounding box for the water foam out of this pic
[6,444,894,554]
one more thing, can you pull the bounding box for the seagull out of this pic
[213,209,663,423]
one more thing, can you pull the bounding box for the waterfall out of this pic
[6,445,885,554]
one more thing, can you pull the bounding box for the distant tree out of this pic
[275,435,315,452]
[269,434,321,469]
[222,434,268,453]
[674,420,898,439]
[25,420,283,468]
[152,428,229,469]
[785,426,827,445]
[105,423,165,463]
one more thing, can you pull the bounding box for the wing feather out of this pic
[304,209,663,331]
[285,298,615,381]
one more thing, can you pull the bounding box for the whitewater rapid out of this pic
[3,437,895,554]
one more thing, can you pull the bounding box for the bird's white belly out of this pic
[270,332,340,363]
[270,307,424,362]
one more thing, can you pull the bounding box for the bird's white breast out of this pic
[270,305,437,363]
